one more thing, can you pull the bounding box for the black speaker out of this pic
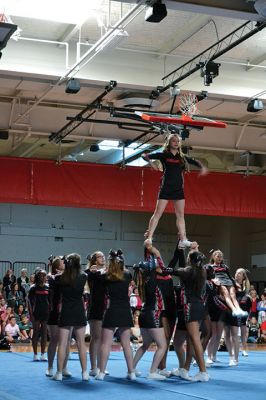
[145,2,167,23]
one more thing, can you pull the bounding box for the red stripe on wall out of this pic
[0,157,266,218]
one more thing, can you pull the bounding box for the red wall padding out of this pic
[1,157,266,218]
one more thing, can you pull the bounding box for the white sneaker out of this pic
[179,368,193,381]
[242,351,248,357]
[33,354,39,362]
[82,371,89,381]
[157,369,171,378]
[62,369,72,377]
[205,358,213,368]
[134,369,142,377]
[45,368,53,377]
[40,353,48,361]
[147,372,166,380]
[52,372,63,381]
[171,368,181,377]
[229,358,238,367]
[89,368,100,376]
[178,239,192,249]
[212,358,222,363]
[95,372,105,381]
[126,372,137,381]
[193,372,210,382]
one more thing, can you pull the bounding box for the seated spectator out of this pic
[7,283,25,310]
[0,280,5,300]
[247,317,260,343]
[130,287,142,312]
[0,298,7,315]
[19,314,33,340]
[17,268,30,296]
[15,304,29,323]
[257,293,266,324]
[128,279,136,296]
[130,310,142,342]
[249,289,258,318]
[5,316,24,343]
[3,269,16,299]
[29,274,35,286]
[1,306,14,331]
[259,319,266,343]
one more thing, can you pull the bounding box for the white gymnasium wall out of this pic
[0,203,265,283]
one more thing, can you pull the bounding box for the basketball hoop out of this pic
[178,92,199,118]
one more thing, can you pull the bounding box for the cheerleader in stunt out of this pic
[142,134,207,249]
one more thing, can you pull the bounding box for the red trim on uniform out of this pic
[165,159,181,164]
[156,275,172,280]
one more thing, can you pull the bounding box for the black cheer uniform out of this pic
[56,272,87,327]
[139,269,165,329]
[47,275,61,325]
[173,266,206,323]
[212,263,234,287]
[145,151,201,200]
[102,271,133,328]
[28,284,50,321]
[223,289,252,327]
[85,269,106,321]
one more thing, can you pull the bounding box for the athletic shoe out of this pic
[62,369,72,377]
[212,358,222,363]
[242,351,248,357]
[82,371,90,381]
[95,372,105,381]
[40,353,48,361]
[33,354,39,361]
[105,370,110,375]
[232,310,242,317]
[178,239,192,249]
[205,358,214,366]
[171,368,181,377]
[52,372,63,381]
[179,368,193,381]
[157,369,171,378]
[192,372,210,382]
[89,368,100,376]
[126,372,137,381]
[134,369,142,377]
[229,358,238,367]
[147,372,166,380]
[239,309,248,317]
[45,368,53,377]
[192,359,197,366]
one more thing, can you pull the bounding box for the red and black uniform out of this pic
[173,266,206,323]
[156,256,176,324]
[212,263,234,287]
[28,284,50,321]
[139,268,165,329]
[144,151,201,200]
[224,289,252,327]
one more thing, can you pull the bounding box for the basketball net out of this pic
[178,92,199,118]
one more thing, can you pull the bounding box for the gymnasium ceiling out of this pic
[0,0,266,174]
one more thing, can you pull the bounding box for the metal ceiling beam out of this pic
[49,80,118,143]
[158,20,266,94]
